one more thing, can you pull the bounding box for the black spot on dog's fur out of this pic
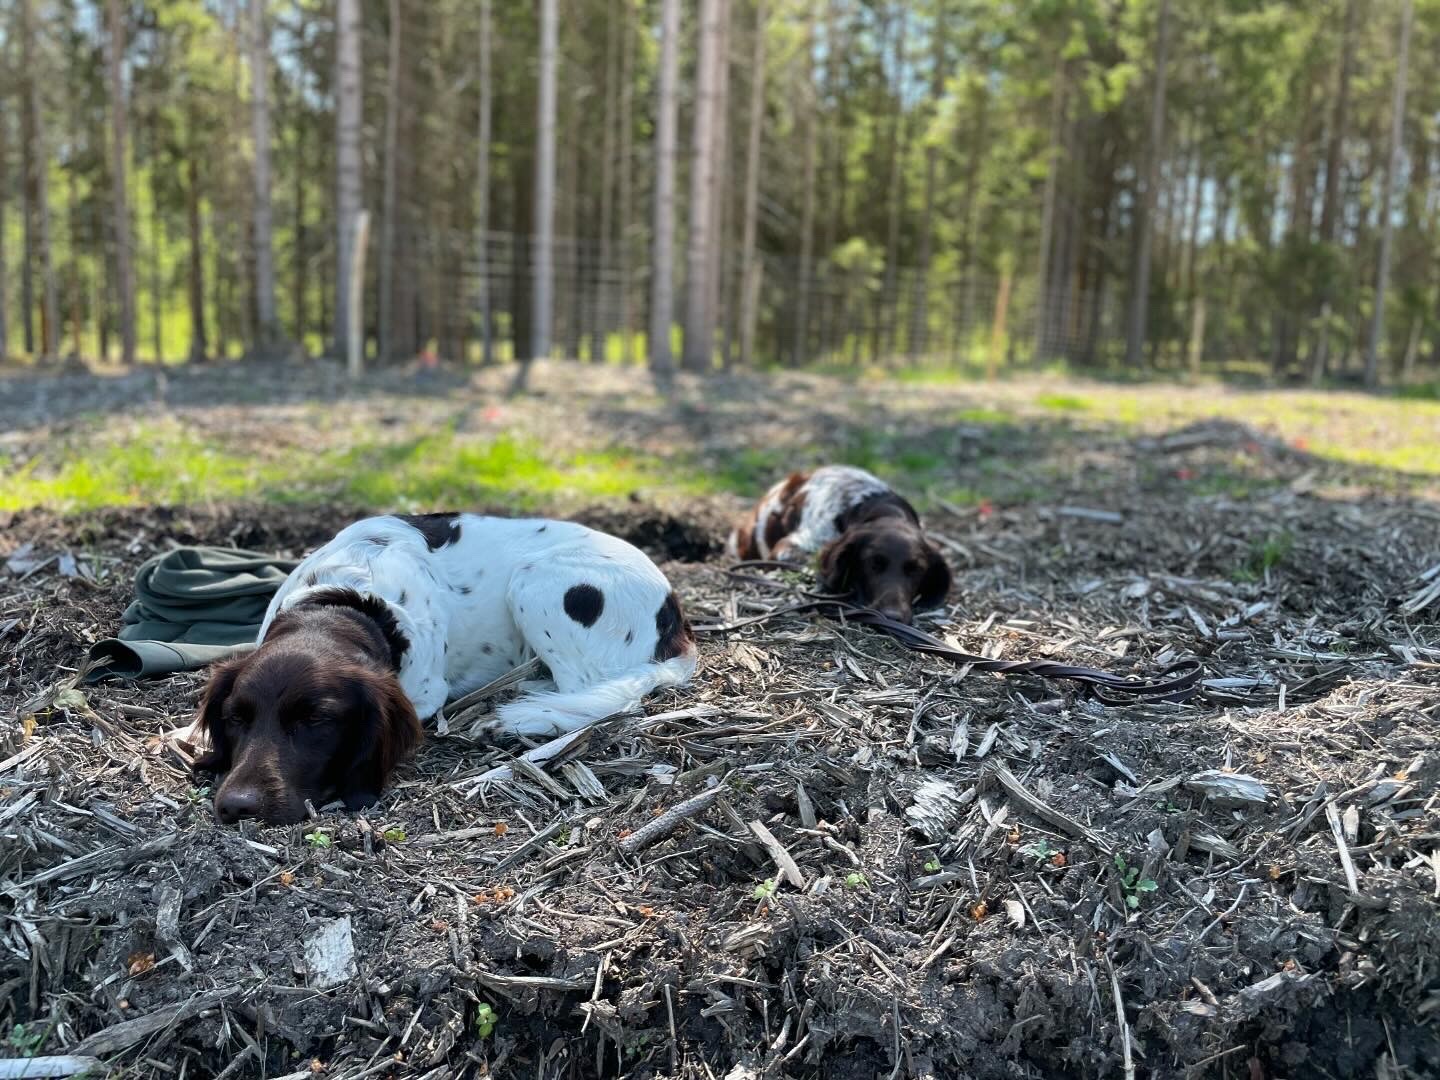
[368,534,391,547]
[398,590,408,606]
[395,512,462,551]
[293,587,410,670]
[456,584,472,595]
[653,591,694,662]
[536,525,548,533]
[563,584,605,627]
[305,571,319,586]
[625,630,634,645]
[482,643,493,654]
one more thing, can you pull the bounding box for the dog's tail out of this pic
[495,654,697,735]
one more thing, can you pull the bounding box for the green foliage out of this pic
[7,1023,46,1056]
[1113,855,1158,910]
[304,830,332,849]
[1022,839,1060,864]
[1242,530,1294,580]
[382,827,406,844]
[474,1003,499,1038]
[753,877,778,902]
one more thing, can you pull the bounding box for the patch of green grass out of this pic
[952,406,1013,425]
[1234,529,1294,582]
[835,429,947,485]
[1252,530,1293,573]
[314,431,668,510]
[697,446,790,494]
[1394,382,1440,401]
[0,421,722,513]
[0,423,280,510]
[1036,392,1093,413]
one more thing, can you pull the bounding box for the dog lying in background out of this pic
[727,465,951,624]
[194,513,696,825]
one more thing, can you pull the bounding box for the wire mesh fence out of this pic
[0,214,1149,374]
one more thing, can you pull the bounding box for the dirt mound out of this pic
[2,481,1438,1079]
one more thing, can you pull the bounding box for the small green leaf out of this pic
[382,827,406,844]
[1136,879,1158,893]
[1126,894,1139,909]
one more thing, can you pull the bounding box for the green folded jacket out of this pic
[84,546,300,683]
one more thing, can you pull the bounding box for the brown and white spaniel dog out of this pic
[193,513,696,825]
[727,465,951,624]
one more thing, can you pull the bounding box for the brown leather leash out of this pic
[694,560,1202,706]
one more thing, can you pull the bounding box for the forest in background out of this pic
[0,0,1436,386]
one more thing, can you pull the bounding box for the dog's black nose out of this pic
[877,603,913,624]
[215,786,263,824]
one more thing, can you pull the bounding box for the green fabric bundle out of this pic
[84,546,299,683]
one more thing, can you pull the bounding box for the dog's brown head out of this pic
[817,516,951,624]
[193,595,422,825]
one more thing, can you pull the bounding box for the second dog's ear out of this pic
[817,534,861,595]
[916,542,953,609]
[192,656,246,773]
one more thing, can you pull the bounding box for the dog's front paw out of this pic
[342,790,380,811]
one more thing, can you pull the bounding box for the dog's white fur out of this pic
[260,514,696,735]
[726,465,890,559]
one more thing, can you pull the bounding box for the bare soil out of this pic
[2,363,1439,1080]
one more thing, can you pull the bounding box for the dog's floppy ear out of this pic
[916,542,953,609]
[340,672,423,809]
[192,656,245,773]
[816,533,861,595]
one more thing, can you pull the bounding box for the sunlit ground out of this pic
[4,364,1438,513]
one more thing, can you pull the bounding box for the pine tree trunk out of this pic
[149,179,163,361]
[0,90,8,361]
[649,0,681,384]
[911,3,945,363]
[295,140,308,350]
[476,0,494,365]
[958,85,989,362]
[23,0,59,361]
[378,0,402,363]
[597,0,619,359]
[1318,0,1357,249]
[1366,0,1412,388]
[1033,62,1066,364]
[738,0,767,368]
[617,0,637,362]
[1123,0,1170,370]
[19,0,37,357]
[105,0,136,365]
[879,5,908,365]
[987,264,1012,381]
[792,12,818,367]
[706,0,732,368]
[682,0,728,371]
[515,0,557,391]
[249,0,278,350]
[186,152,208,362]
[334,0,363,364]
